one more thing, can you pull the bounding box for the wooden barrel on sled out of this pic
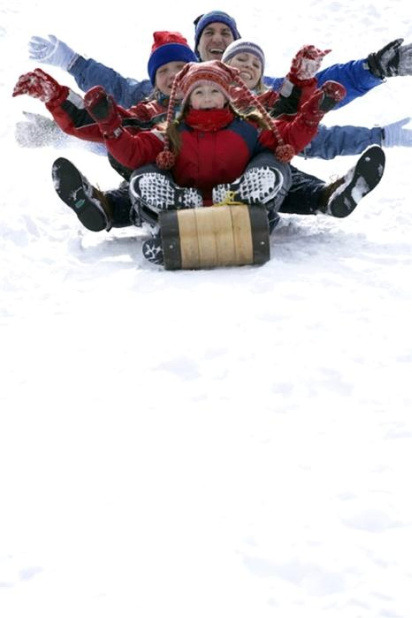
[159,204,270,270]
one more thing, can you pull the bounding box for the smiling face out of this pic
[226,52,262,90]
[189,82,227,109]
[155,60,188,96]
[196,22,235,61]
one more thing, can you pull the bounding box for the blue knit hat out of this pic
[147,31,197,86]
[193,11,241,57]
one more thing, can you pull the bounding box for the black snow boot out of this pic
[52,157,112,231]
[319,146,386,218]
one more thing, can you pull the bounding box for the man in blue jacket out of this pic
[26,10,412,217]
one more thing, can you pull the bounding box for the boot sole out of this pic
[52,158,108,232]
[130,173,203,212]
[213,167,283,205]
[329,146,385,218]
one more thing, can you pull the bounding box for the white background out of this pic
[1,1,412,616]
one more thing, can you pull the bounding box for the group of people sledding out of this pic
[13,10,412,265]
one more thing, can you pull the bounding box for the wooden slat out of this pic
[178,209,201,269]
[230,205,254,264]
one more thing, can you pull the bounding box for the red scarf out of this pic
[184,107,234,132]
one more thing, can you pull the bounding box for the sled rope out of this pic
[214,191,245,207]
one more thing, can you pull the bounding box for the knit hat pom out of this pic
[156,149,176,170]
[275,144,295,162]
[147,31,197,86]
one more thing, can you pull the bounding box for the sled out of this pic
[159,204,270,270]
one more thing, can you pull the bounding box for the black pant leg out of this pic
[105,182,134,228]
[279,166,325,215]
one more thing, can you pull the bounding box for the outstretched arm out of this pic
[13,68,109,142]
[268,44,330,118]
[28,34,153,108]
[259,81,346,158]
[277,81,346,154]
[302,117,412,159]
[264,39,412,110]
[83,86,164,169]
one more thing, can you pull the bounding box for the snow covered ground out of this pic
[1,1,412,616]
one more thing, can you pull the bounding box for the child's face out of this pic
[155,61,187,96]
[189,83,227,109]
[227,52,262,89]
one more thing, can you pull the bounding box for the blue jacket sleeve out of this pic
[300,124,383,159]
[263,58,383,109]
[68,56,153,108]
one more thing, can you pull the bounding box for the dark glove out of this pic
[288,45,331,83]
[13,68,68,104]
[367,38,412,78]
[269,79,302,117]
[83,86,122,138]
[318,80,347,111]
[300,80,346,125]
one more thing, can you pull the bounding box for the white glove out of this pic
[28,35,78,70]
[382,117,412,147]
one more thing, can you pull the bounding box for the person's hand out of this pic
[368,38,412,78]
[13,68,68,104]
[383,117,412,147]
[84,86,122,138]
[300,80,346,124]
[318,80,347,111]
[28,35,77,70]
[289,45,331,82]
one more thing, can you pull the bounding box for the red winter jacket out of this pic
[103,106,322,203]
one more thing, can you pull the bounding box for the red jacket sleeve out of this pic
[259,115,319,156]
[46,89,133,143]
[103,128,165,170]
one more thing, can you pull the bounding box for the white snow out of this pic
[1,1,412,617]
